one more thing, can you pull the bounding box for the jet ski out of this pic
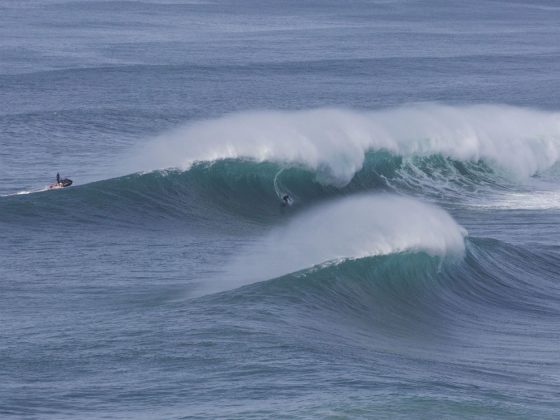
[49,173,73,189]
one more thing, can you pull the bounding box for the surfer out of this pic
[281,194,291,207]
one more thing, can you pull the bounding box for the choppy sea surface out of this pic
[2,0,560,418]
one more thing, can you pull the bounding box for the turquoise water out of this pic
[2,0,560,418]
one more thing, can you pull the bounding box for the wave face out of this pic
[0,153,525,229]
[215,236,560,350]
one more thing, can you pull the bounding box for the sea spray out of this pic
[201,194,467,295]
[130,104,560,185]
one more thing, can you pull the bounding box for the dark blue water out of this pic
[3,0,560,418]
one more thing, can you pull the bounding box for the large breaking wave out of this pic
[130,104,560,186]
[3,104,560,238]
[210,237,560,347]
[200,194,467,294]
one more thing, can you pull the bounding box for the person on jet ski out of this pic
[53,173,72,188]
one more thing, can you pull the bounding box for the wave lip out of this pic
[130,104,560,186]
[203,194,467,294]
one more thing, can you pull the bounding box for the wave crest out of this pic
[131,104,560,186]
[201,194,466,295]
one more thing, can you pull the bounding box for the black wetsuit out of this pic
[56,173,60,184]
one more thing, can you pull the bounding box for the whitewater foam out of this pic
[202,194,467,295]
[1,187,49,197]
[132,104,560,186]
[473,190,560,210]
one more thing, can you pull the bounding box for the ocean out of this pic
[2,0,560,418]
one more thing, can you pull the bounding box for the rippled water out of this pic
[2,0,560,418]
